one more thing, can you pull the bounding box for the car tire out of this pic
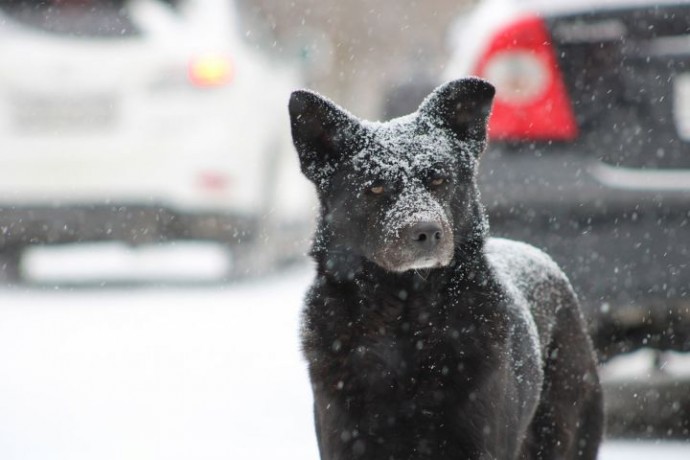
[0,247,24,284]
[603,370,690,439]
[225,240,273,280]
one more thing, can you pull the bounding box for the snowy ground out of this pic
[0,247,688,459]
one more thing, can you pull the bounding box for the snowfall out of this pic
[0,243,688,459]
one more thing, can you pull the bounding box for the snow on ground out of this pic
[0,265,317,460]
[0,255,688,459]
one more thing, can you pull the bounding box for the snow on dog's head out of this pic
[289,78,495,273]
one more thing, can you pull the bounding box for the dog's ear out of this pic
[289,90,359,184]
[419,78,495,153]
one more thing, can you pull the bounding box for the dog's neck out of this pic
[310,239,499,337]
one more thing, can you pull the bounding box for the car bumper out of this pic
[0,205,259,248]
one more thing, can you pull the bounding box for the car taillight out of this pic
[473,15,577,141]
[188,54,233,88]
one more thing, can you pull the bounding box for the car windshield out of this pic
[0,0,178,37]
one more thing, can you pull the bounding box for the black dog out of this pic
[289,78,603,460]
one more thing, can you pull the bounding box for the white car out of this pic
[0,0,314,280]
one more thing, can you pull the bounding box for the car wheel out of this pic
[601,349,690,439]
[223,214,310,280]
[0,247,24,284]
[224,240,274,280]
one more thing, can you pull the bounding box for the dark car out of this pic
[385,0,690,364]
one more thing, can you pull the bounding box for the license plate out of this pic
[10,92,118,133]
[673,73,690,141]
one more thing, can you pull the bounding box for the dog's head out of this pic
[289,78,495,274]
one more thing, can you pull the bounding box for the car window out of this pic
[0,0,147,37]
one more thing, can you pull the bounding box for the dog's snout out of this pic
[408,222,443,249]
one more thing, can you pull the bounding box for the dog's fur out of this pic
[289,78,603,460]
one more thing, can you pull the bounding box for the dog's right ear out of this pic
[289,90,359,184]
[418,78,495,155]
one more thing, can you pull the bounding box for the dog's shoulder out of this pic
[484,237,570,292]
[484,237,578,351]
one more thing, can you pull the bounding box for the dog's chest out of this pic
[349,288,485,396]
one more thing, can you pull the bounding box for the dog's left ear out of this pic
[419,78,495,153]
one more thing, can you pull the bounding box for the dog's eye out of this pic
[369,185,385,195]
[430,178,446,187]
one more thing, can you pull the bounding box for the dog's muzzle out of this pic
[369,186,454,272]
[372,219,454,272]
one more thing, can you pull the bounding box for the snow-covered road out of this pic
[0,263,688,459]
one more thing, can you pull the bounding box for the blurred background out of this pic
[242,0,470,117]
[0,0,689,458]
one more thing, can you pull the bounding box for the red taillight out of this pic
[188,54,233,88]
[473,15,578,142]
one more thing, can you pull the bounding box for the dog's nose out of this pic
[408,222,443,249]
